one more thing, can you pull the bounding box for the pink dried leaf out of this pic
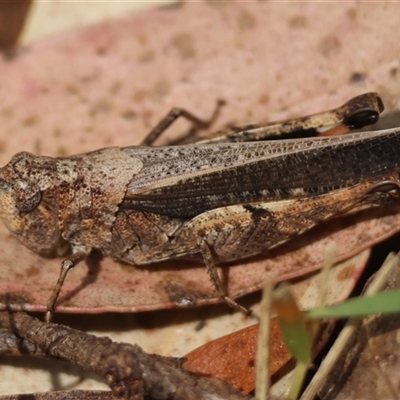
[0,3,399,313]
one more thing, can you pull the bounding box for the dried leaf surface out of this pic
[0,3,399,314]
[1,2,399,395]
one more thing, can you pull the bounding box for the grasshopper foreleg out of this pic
[46,248,89,322]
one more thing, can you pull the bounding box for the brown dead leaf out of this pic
[184,320,290,394]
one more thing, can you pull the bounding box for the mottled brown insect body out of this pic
[0,149,143,257]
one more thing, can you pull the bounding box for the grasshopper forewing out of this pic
[0,92,394,320]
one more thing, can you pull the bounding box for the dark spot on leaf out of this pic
[121,109,136,120]
[132,89,148,103]
[22,114,39,127]
[170,32,196,60]
[337,264,356,281]
[26,265,39,277]
[152,79,171,102]
[318,35,341,58]
[109,80,122,95]
[96,46,107,56]
[349,72,366,84]
[289,15,307,28]
[89,99,113,116]
[258,93,270,105]
[194,320,206,331]
[347,8,357,20]
[57,146,68,157]
[164,282,213,306]
[137,49,155,64]
[237,9,256,30]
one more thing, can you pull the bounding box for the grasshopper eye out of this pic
[0,178,8,190]
[12,179,41,212]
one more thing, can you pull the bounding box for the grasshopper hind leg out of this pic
[140,100,225,146]
[199,241,252,316]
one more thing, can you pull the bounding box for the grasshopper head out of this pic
[0,152,61,255]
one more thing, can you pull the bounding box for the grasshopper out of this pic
[0,92,395,321]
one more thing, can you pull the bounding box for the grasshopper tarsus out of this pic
[224,296,253,317]
[140,99,225,146]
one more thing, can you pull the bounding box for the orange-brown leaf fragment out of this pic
[183,320,292,394]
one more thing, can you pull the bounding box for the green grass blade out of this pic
[307,289,400,319]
